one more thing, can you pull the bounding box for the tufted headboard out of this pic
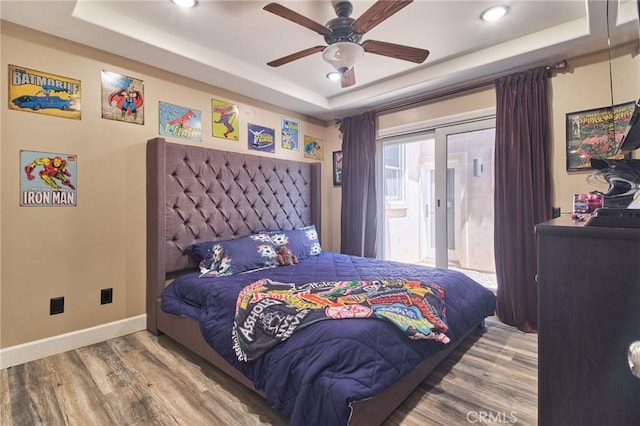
[146,137,321,333]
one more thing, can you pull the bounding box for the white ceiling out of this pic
[1,0,639,121]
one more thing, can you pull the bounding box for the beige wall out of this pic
[550,45,640,212]
[0,23,329,348]
[2,21,638,351]
[323,122,343,251]
[378,88,496,129]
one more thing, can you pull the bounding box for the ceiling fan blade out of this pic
[341,67,356,88]
[362,40,429,63]
[267,46,326,67]
[263,3,331,36]
[352,0,413,34]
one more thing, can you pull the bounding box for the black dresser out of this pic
[536,216,640,425]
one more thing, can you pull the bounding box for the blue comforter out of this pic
[162,251,496,425]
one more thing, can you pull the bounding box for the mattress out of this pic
[161,251,497,425]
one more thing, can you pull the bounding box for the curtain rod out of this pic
[372,60,568,117]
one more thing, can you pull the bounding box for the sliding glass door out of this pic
[380,117,496,282]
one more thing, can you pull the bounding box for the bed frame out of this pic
[146,137,478,425]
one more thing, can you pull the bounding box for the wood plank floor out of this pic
[1,316,537,425]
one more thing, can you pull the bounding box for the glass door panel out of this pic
[437,122,496,273]
[381,117,496,289]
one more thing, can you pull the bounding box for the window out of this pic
[384,144,404,202]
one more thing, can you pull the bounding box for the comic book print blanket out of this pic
[232,278,450,361]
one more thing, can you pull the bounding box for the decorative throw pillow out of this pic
[266,224,321,260]
[186,240,214,265]
[187,233,278,276]
[298,225,322,256]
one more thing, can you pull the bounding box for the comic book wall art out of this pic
[281,117,299,150]
[8,65,81,120]
[566,102,634,170]
[304,135,323,160]
[212,99,239,140]
[21,150,77,207]
[248,124,276,153]
[101,70,144,125]
[159,101,202,141]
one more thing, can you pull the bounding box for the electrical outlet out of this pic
[101,288,113,305]
[50,297,64,315]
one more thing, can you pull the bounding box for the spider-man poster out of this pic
[101,70,144,125]
[212,99,239,140]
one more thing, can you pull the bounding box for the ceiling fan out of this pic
[264,0,430,88]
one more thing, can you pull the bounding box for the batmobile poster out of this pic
[159,101,202,141]
[101,70,144,125]
[248,123,275,153]
[20,150,77,207]
[8,65,81,119]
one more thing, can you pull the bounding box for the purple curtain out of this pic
[494,67,552,333]
[339,111,377,257]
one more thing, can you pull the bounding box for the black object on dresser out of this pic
[536,216,640,426]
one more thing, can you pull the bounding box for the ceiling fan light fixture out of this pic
[171,0,197,8]
[480,5,508,22]
[322,42,364,73]
[326,71,342,82]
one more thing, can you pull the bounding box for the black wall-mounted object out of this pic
[101,288,113,305]
[50,297,64,315]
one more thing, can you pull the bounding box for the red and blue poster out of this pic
[159,101,202,141]
[212,99,239,140]
[20,150,77,207]
[248,124,276,153]
[101,70,144,125]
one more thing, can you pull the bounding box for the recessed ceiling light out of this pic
[480,5,509,22]
[171,0,197,8]
[327,72,341,82]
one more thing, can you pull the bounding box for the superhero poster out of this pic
[212,99,239,140]
[304,135,323,160]
[248,123,275,153]
[159,101,202,141]
[20,150,77,207]
[8,65,81,120]
[101,70,144,125]
[566,102,634,170]
[281,117,299,150]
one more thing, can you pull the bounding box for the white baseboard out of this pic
[0,314,147,369]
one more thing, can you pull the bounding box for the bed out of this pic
[146,137,497,425]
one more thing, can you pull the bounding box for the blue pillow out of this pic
[187,234,278,276]
[267,225,321,259]
[186,240,213,264]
